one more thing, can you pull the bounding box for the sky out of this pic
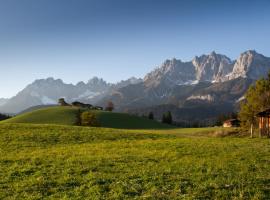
[0,0,270,98]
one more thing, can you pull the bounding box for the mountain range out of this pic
[1,50,269,124]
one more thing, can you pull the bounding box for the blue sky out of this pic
[0,0,270,98]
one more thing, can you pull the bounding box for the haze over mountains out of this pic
[1,50,270,124]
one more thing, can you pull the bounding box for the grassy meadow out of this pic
[0,123,269,199]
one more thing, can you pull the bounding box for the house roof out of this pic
[256,108,270,117]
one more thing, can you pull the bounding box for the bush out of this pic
[80,111,100,127]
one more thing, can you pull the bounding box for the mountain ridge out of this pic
[1,50,269,117]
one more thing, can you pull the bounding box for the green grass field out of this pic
[2,106,173,129]
[2,107,78,125]
[93,111,173,129]
[0,123,269,199]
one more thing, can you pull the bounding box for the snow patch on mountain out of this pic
[78,90,101,99]
[179,80,199,85]
[236,96,245,103]
[187,94,214,102]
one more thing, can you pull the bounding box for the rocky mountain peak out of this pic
[227,50,270,80]
[143,50,270,89]
[113,77,143,89]
[192,52,233,82]
[210,51,217,56]
[1,50,270,114]
[144,58,196,88]
[30,77,65,87]
[87,77,107,85]
[76,81,86,87]
[124,77,142,84]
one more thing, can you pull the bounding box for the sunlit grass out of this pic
[0,123,269,199]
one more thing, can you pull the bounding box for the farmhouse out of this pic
[223,119,240,128]
[256,108,270,137]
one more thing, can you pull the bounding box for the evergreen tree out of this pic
[239,72,270,135]
[162,111,172,124]
[148,112,154,120]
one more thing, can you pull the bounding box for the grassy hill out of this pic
[0,123,269,199]
[2,106,79,125]
[2,106,173,129]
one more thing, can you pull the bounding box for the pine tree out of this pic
[162,111,172,124]
[239,72,270,136]
[148,112,154,120]
[167,111,172,124]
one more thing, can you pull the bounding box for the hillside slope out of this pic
[2,106,172,129]
[2,107,79,125]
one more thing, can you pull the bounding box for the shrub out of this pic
[80,111,100,127]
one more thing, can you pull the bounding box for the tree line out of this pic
[146,111,173,124]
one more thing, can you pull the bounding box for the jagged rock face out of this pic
[86,77,110,92]
[144,58,196,88]
[1,50,270,114]
[228,50,270,80]
[192,51,234,82]
[22,78,77,102]
[143,51,270,89]
[0,77,142,113]
[144,52,234,88]
[113,77,143,89]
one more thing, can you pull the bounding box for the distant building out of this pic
[58,98,70,106]
[256,109,270,137]
[72,101,93,109]
[223,119,240,128]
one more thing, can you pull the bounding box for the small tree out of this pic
[105,101,114,111]
[162,111,172,124]
[148,112,154,120]
[80,111,99,127]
